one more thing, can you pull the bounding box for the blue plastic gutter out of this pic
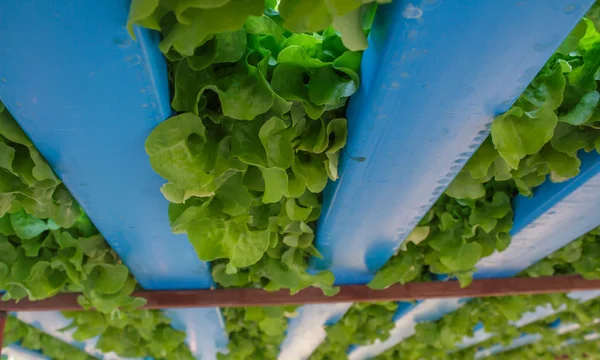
[457,290,600,352]
[474,293,600,358]
[13,311,118,360]
[0,1,227,359]
[348,150,600,359]
[279,1,595,359]
[3,345,49,360]
[476,333,544,359]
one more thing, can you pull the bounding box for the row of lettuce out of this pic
[0,100,196,360]
[131,0,600,357]
[9,226,597,359]
[130,1,392,359]
[306,227,600,360]
[4,224,600,360]
[306,6,600,359]
[1,0,389,358]
[4,0,600,359]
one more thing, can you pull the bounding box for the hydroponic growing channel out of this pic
[2,0,600,359]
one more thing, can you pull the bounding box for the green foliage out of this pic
[487,328,600,360]
[128,2,390,357]
[127,0,390,52]
[449,17,600,198]
[309,302,398,360]
[135,3,371,295]
[218,306,298,360]
[369,181,515,289]
[0,104,195,358]
[0,104,141,313]
[461,298,600,360]
[375,293,576,360]
[61,310,194,360]
[375,226,600,360]
[371,11,600,291]
[524,226,600,279]
[4,316,95,360]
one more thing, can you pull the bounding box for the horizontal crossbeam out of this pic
[2,276,599,312]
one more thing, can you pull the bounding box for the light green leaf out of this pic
[172,60,275,120]
[278,0,332,33]
[440,242,482,272]
[332,7,368,51]
[214,173,253,216]
[0,111,32,146]
[188,218,270,268]
[292,153,328,193]
[285,199,312,222]
[558,91,600,125]
[445,171,485,200]
[259,167,288,203]
[551,122,600,153]
[244,15,284,42]
[259,117,295,169]
[0,142,15,172]
[491,106,558,169]
[187,29,247,70]
[126,0,163,36]
[83,264,129,295]
[469,192,512,233]
[159,0,263,56]
[145,112,215,190]
[10,210,48,240]
[464,137,497,179]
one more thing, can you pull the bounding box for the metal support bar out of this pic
[0,311,6,357]
[1,276,599,312]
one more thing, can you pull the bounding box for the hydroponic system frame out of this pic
[1,1,600,360]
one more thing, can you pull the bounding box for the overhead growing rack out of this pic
[1,0,600,360]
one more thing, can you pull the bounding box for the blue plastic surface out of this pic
[279,303,354,360]
[3,345,49,360]
[476,151,600,278]
[348,153,600,359]
[476,333,543,359]
[281,1,595,358]
[14,311,121,360]
[456,290,600,352]
[311,0,595,285]
[471,291,600,357]
[0,1,227,358]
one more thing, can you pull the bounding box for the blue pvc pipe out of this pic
[281,1,595,359]
[0,1,227,358]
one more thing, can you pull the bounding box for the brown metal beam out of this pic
[1,275,599,312]
[0,311,6,357]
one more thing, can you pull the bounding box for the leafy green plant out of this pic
[486,326,600,360]
[309,302,398,360]
[0,104,196,358]
[459,299,600,360]
[4,316,96,360]
[0,104,142,313]
[129,0,384,295]
[218,306,297,360]
[369,182,515,289]
[128,1,394,357]
[127,0,390,53]
[61,309,194,360]
[524,226,600,279]
[370,9,600,290]
[374,226,600,360]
